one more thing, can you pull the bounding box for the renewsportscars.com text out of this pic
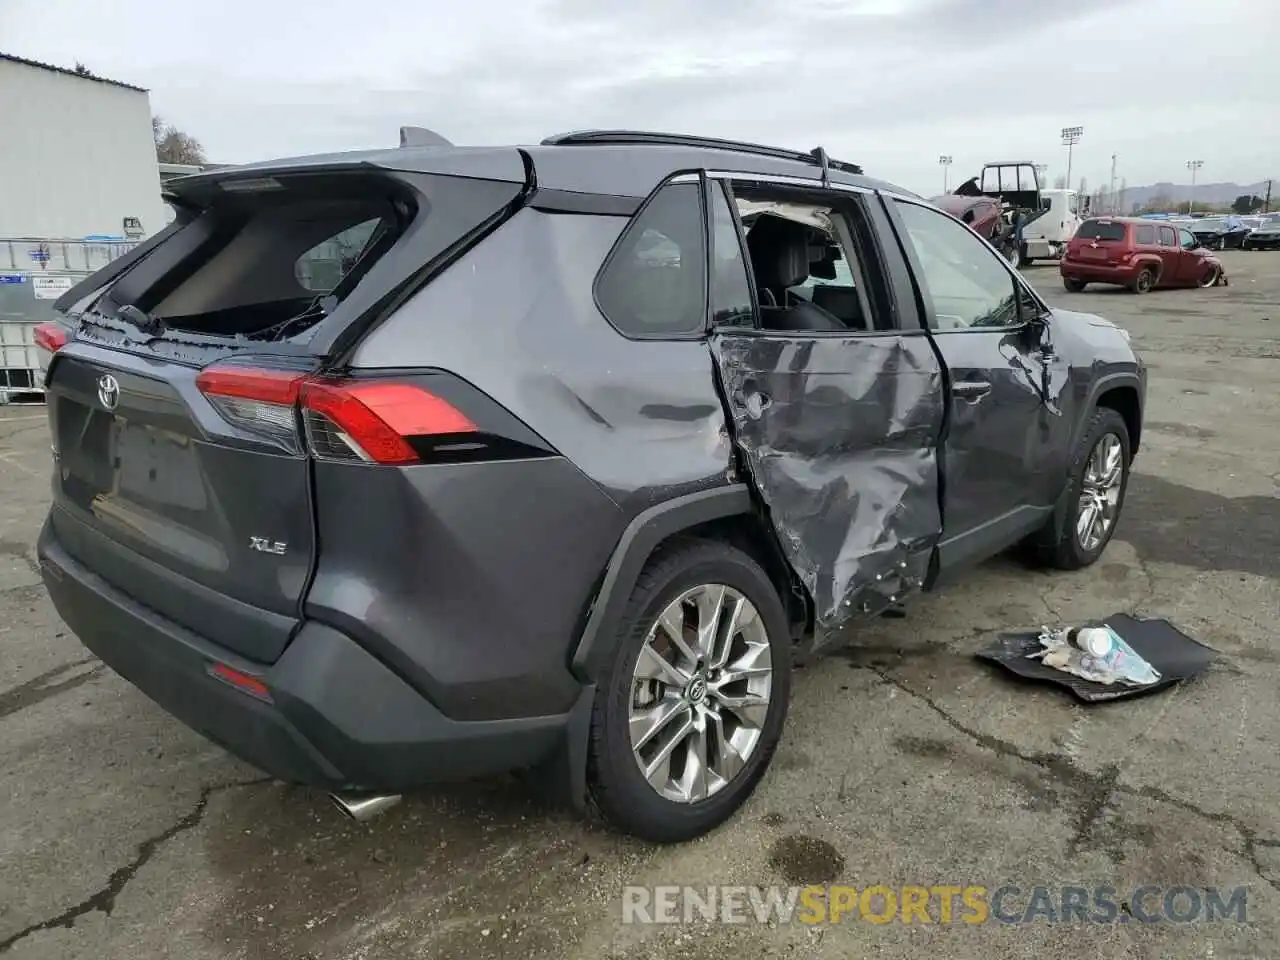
[622,884,1249,926]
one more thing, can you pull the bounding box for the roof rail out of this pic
[399,126,453,148]
[541,130,863,176]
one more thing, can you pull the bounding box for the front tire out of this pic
[587,538,792,842]
[1027,408,1131,570]
[1199,265,1220,288]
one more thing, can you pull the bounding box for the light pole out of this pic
[1109,153,1117,213]
[1034,164,1048,189]
[1186,160,1204,214]
[939,155,953,193]
[1061,126,1083,194]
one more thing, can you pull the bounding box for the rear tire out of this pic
[1063,278,1087,293]
[1026,407,1131,571]
[1132,268,1155,294]
[587,538,791,842]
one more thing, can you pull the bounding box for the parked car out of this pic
[34,130,1146,842]
[1242,218,1280,250]
[1188,215,1251,250]
[1061,217,1225,293]
[931,194,1004,246]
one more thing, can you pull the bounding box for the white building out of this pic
[0,53,168,241]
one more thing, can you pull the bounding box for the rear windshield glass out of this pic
[91,172,521,343]
[1076,220,1127,241]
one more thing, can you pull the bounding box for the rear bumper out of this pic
[1060,259,1139,284]
[37,517,575,791]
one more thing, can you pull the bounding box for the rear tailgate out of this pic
[1072,219,1128,261]
[47,346,315,661]
[42,156,530,664]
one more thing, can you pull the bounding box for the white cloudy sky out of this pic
[2,0,1274,195]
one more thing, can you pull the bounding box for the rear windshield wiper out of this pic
[117,304,166,337]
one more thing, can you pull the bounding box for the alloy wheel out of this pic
[1076,432,1124,552]
[628,584,773,804]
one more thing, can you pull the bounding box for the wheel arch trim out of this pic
[1083,372,1144,455]
[568,484,755,682]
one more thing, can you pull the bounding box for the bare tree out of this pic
[152,114,207,166]
[1053,175,1067,189]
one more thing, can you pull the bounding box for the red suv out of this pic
[1061,218,1224,293]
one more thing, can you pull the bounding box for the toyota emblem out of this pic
[97,374,120,411]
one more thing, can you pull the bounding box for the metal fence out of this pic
[1,236,138,274]
[0,238,136,402]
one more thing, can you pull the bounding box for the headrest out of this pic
[746,215,812,291]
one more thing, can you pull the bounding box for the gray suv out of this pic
[34,130,1145,842]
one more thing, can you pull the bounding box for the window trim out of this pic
[590,171,711,342]
[714,179,904,339]
[1158,225,1177,247]
[706,178,761,330]
[884,194,1046,336]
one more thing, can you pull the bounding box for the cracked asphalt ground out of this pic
[2,249,1278,959]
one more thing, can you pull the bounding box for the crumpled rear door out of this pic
[711,331,946,644]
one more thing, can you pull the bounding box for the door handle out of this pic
[952,381,991,402]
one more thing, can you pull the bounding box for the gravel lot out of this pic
[2,250,1278,959]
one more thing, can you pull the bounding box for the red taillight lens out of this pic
[300,380,476,465]
[33,322,68,373]
[195,363,476,465]
[194,366,304,405]
[33,323,68,353]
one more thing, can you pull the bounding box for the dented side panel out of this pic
[711,332,946,643]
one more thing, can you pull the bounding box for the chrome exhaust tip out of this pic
[329,792,402,822]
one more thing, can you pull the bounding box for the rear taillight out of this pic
[194,366,304,450]
[195,363,476,465]
[300,380,475,465]
[33,322,68,373]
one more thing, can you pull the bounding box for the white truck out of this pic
[944,163,1088,267]
[1018,188,1086,265]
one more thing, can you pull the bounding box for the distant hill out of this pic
[1121,180,1272,210]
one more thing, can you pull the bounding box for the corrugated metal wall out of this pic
[0,59,168,240]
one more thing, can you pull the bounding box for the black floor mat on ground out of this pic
[976,614,1215,703]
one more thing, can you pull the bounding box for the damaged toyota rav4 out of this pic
[35,129,1145,843]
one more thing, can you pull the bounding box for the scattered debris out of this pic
[976,613,1214,703]
[1030,623,1161,687]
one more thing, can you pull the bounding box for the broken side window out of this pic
[731,188,883,334]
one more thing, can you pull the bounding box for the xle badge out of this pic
[248,537,287,556]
